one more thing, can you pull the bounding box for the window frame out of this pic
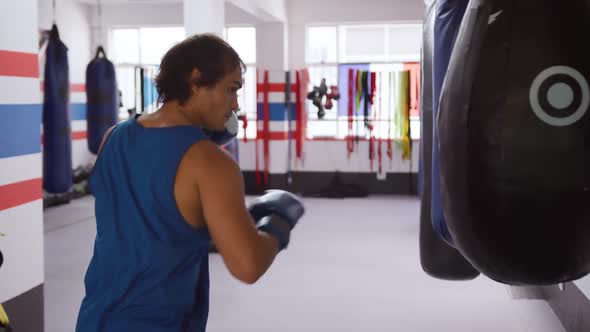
[109,25,186,66]
[108,25,258,138]
[224,25,258,140]
[304,21,422,141]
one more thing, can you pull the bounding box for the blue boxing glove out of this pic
[203,112,239,146]
[248,190,305,250]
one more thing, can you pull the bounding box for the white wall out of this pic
[257,22,288,71]
[0,0,44,304]
[228,0,287,22]
[88,1,261,51]
[39,0,95,168]
[239,139,419,173]
[97,2,183,28]
[226,2,263,26]
[87,1,266,57]
[288,0,424,23]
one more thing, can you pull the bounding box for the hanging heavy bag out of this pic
[86,46,118,154]
[43,24,72,194]
[431,0,470,245]
[438,0,590,285]
[419,0,479,281]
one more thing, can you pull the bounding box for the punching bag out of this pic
[43,24,72,194]
[419,0,479,281]
[86,46,118,154]
[431,0,470,244]
[439,0,590,285]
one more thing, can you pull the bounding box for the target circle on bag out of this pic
[529,66,589,126]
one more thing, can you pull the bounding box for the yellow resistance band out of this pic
[0,304,10,327]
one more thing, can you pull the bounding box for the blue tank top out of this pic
[76,116,212,332]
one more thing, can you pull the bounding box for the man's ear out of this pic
[189,68,202,94]
[190,68,201,83]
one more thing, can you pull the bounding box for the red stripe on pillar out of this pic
[41,131,88,144]
[0,178,43,211]
[0,50,39,78]
[257,131,289,140]
[39,82,86,93]
[257,83,297,93]
[70,84,86,92]
[72,131,87,140]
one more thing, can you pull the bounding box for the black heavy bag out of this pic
[431,0,469,245]
[86,46,118,154]
[439,0,590,285]
[43,24,72,194]
[419,0,479,281]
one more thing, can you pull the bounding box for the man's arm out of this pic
[190,142,280,284]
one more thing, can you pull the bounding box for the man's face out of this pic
[189,67,243,131]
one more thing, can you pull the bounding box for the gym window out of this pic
[111,27,186,117]
[109,26,257,137]
[305,23,422,140]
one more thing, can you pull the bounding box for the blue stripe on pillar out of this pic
[257,103,296,121]
[0,104,42,158]
[70,103,86,120]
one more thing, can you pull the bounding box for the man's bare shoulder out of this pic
[183,141,241,178]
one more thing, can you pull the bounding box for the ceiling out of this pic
[76,0,181,3]
[79,0,285,23]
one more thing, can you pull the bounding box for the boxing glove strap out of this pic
[257,214,291,251]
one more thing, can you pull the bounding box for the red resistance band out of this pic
[387,72,393,164]
[302,69,310,163]
[255,71,261,189]
[347,69,354,158]
[387,133,393,162]
[263,70,270,188]
[295,70,304,162]
[378,136,383,175]
[376,72,383,174]
[369,71,377,171]
[405,63,421,118]
[242,113,248,143]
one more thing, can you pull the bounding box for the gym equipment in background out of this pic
[418,0,480,281]
[431,0,469,244]
[0,304,11,332]
[86,46,118,154]
[307,78,340,119]
[42,24,73,195]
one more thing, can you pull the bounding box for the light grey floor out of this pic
[44,195,565,332]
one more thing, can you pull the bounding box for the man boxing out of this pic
[76,34,305,332]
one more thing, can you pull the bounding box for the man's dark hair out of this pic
[154,33,245,104]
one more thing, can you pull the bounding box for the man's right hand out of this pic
[248,190,305,250]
